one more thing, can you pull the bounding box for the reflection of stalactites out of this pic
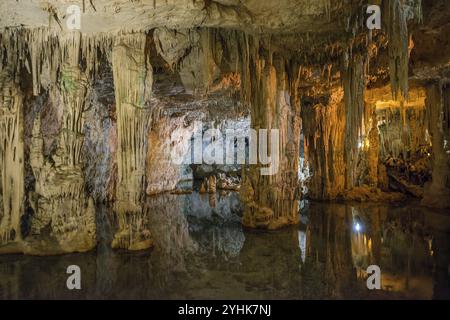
[431,228,450,299]
[303,204,356,298]
[208,193,216,208]
[146,194,196,276]
[111,206,152,251]
[239,227,301,295]
[0,71,24,245]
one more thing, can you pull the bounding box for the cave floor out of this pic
[0,192,449,300]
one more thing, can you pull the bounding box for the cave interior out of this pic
[0,0,449,300]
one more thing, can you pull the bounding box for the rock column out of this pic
[421,82,450,208]
[0,69,24,245]
[240,57,300,229]
[111,33,153,250]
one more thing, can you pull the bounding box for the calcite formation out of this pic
[28,33,96,253]
[111,33,153,250]
[239,44,301,229]
[302,89,346,200]
[421,83,450,209]
[0,0,449,256]
[0,70,24,246]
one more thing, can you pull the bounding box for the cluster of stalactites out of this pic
[377,105,427,158]
[0,28,113,96]
[382,0,422,100]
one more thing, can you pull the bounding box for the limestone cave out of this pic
[0,0,449,300]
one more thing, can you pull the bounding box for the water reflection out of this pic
[0,193,448,299]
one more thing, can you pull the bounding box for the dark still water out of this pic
[0,192,449,299]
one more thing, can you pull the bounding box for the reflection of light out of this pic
[298,230,306,263]
[355,223,361,232]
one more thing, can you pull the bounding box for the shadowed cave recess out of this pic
[0,0,449,299]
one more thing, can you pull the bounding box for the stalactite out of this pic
[0,69,24,245]
[1,28,113,96]
[382,0,422,100]
[377,105,427,158]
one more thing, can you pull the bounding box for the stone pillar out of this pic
[29,32,96,254]
[0,69,24,245]
[112,33,152,207]
[302,89,346,200]
[421,82,450,208]
[111,33,153,250]
[342,54,366,190]
[240,57,300,229]
[367,111,380,187]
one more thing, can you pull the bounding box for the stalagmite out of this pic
[421,82,450,208]
[0,69,24,245]
[111,33,153,250]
